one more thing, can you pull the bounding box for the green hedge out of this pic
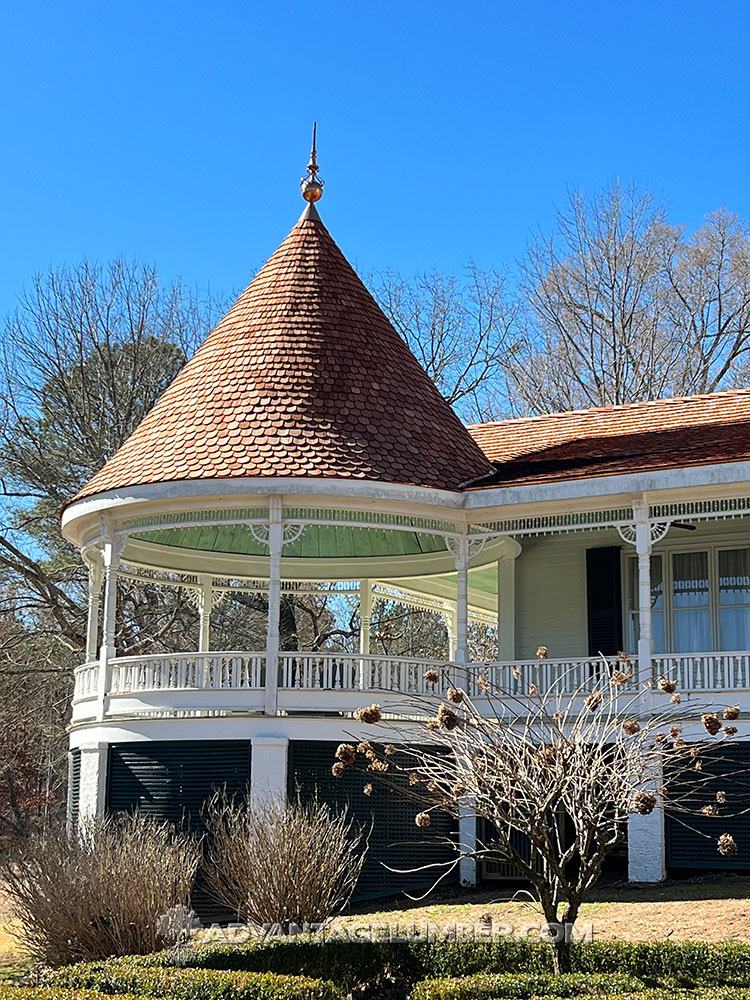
[138,938,750,988]
[410,972,644,998]
[0,992,144,1000]
[414,993,750,1000]
[39,964,344,1000]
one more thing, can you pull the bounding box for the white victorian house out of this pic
[62,156,750,897]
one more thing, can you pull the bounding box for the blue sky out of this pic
[2,0,749,317]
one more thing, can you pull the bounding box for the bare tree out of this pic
[508,184,750,413]
[336,659,748,973]
[368,264,517,421]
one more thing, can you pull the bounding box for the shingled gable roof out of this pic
[466,388,750,488]
[71,203,493,504]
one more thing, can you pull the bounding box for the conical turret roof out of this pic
[73,203,493,502]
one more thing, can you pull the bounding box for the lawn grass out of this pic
[333,874,750,944]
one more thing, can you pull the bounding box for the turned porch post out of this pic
[264,497,283,717]
[198,574,213,654]
[359,579,372,655]
[85,558,103,663]
[633,499,653,679]
[453,533,469,665]
[97,535,121,722]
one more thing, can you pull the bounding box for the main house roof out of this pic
[72,203,493,503]
[467,388,750,488]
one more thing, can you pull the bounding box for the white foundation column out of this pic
[198,574,213,654]
[264,498,283,717]
[359,579,372,655]
[250,737,289,809]
[98,537,121,722]
[85,559,103,662]
[77,742,108,825]
[497,553,518,661]
[628,762,666,882]
[458,802,477,886]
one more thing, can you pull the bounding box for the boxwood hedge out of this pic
[39,964,344,1000]
[133,938,750,988]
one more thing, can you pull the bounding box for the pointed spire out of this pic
[300,122,324,204]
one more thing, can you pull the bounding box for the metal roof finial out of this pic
[300,122,324,203]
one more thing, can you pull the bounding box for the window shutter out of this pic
[586,546,623,656]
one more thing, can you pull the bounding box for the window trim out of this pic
[622,533,750,654]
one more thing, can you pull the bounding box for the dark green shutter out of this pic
[586,546,623,656]
[288,740,459,900]
[67,749,81,832]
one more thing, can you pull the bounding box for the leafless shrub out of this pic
[204,793,366,928]
[0,812,200,965]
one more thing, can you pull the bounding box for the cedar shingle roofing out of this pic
[466,388,750,488]
[72,204,493,502]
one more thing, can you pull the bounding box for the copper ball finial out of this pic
[300,122,324,203]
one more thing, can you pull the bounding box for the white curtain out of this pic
[719,548,750,651]
[672,551,710,652]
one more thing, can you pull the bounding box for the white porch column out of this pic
[633,499,653,679]
[198,574,213,654]
[264,498,283,717]
[250,737,289,809]
[85,558,103,663]
[97,537,121,722]
[628,762,666,882]
[453,534,469,665]
[497,553,518,661]
[458,802,477,886]
[359,579,372,655]
[77,743,108,825]
[446,606,458,660]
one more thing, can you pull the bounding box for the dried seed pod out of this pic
[724,705,741,721]
[447,688,464,704]
[585,691,603,711]
[363,783,373,797]
[415,812,432,828]
[658,677,677,694]
[724,725,739,737]
[536,646,548,660]
[633,791,657,815]
[354,703,382,725]
[331,762,345,778]
[335,743,356,765]
[701,804,718,816]
[671,693,681,705]
[622,719,640,736]
[718,833,738,857]
[424,669,439,684]
[437,704,459,730]
[717,791,727,804]
[701,713,722,736]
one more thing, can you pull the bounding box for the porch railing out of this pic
[653,652,750,692]
[71,649,750,719]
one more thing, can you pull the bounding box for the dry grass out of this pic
[334,875,750,944]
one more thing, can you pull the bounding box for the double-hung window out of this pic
[626,545,750,653]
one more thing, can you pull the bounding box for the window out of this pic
[719,549,750,651]
[672,551,710,653]
[626,545,750,653]
[627,555,664,653]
